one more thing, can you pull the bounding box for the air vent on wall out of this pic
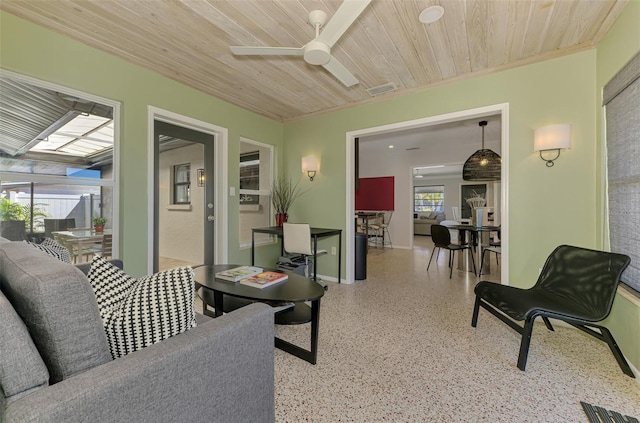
[366,82,398,97]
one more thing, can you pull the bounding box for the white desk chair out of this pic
[283,223,327,281]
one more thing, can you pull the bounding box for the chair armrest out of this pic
[4,303,275,423]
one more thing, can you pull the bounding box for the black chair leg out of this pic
[542,316,554,331]
[517,316,536,371]
[479,249,487,276]
[427,247,438,271]
[471,296,481,327]
[469,247,477,276]
[600,326,635,378]
[449,251,454,279]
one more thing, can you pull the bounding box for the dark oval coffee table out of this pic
[193,264,325,364]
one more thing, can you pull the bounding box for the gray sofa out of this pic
[414,212,446,235]
[0,239,275,423]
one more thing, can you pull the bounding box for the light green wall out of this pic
[2,2,639,372]
[283,2,640,371]
[1,11,284,275]
[285,51,598,282]
[596,0,640,372]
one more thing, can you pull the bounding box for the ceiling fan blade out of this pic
[322,56,359,87]
[230,46,304,56]
[316,0,371,48]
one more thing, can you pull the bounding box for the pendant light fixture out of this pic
[462,120,501,181]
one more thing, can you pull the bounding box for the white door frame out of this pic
[147,107,228,273]
[345,103,509,284]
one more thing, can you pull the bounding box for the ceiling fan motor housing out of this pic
[308,10,328,27]
[304,41,331,65]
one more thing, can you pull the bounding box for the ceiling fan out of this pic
[230,0,371,87]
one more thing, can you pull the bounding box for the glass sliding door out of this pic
[0,71,118,254]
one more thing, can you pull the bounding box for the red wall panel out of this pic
[355,176,394,210]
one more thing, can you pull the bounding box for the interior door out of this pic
[154,121,215,272]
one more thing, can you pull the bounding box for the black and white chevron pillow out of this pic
[28,238,72,263]
[87,256,196,358]
[87,256,137,320]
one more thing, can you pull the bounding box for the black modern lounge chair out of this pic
[472,244,634,378]
[427,224,476,279]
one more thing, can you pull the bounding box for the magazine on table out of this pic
[239,271,288,289]
[215,266,263,282]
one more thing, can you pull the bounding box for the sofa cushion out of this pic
[0,290,49,398]
[0,242,112,384]
[27,238,71,263]
[88,256,196,358]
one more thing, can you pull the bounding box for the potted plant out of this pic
[92,217,107,232]
[271,177,307,226]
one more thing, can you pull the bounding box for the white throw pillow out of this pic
[87,256,196,358]
[27,238,72,263]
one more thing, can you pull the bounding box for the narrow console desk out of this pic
[251,226,342,283]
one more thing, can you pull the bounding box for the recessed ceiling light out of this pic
[388,145,394,149]
[419,5,444,24]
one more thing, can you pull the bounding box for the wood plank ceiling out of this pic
[1,0,627,122]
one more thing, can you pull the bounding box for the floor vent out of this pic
[581,401,638,423]
[366,82,398,97]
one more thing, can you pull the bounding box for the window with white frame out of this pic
[414,185,444,213]
[239,138,273,247]
[172,163,191,204]
[604,51,640,294]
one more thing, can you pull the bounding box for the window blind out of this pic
[604,51,640,293]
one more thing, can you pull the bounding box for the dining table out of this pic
[51,229,110,263]
[445,224,500,273]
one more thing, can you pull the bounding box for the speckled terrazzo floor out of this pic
[270,236,640,423]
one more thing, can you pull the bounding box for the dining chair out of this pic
[427,224,476,278]
[364,212,384,248]
[440,220,463,245]
[0,220,27,241]
[44,218,76,238]
[451,206,460,221]
[379,210,393,248]
[88,233,113,260]
[479,230,501,275]
[472,244,634,377]
[478,244,500,275]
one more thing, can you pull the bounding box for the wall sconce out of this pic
[534,124,571,167]
[302,155,319,181]
[197,168,205,187]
